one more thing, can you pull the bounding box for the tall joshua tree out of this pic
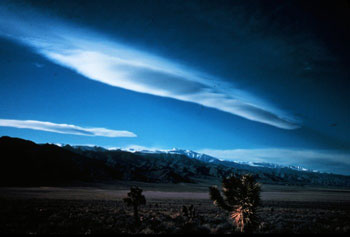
[209,174,261,232]
[123,186,146,224]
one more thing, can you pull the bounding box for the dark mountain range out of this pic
[1,136,350,187]
[130,148,319,173]
[0,136,120,186]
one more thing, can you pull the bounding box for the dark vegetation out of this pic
[1,136,350,187]
[123,186,146,224]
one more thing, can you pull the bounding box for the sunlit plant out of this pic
[209,174,261,232]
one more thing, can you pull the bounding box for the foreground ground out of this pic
[1,182,350,234]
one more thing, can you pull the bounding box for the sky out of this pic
[0,0,349,175]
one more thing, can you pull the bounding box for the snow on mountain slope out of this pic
[57,144,318,173]
[134,147,319,173]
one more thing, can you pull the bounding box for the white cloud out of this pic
[33,62,44,68]
[0,5,300,129]
[0,119,136,138]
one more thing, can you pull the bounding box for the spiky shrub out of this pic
[182,204,196,223]
[123,186,146,224]
[209,174,261,232]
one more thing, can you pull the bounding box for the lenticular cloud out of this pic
[0,119,136,138]
[0,5,300,129]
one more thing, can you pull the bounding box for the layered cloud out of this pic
[0,5,300,129]
[197,148,350,175]
[0,119,136,137]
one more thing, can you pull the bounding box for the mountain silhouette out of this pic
[1,136,350,187]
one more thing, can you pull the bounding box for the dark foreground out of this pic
[1,184,350,234]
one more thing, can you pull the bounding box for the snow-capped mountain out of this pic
[71,145,107,152]
[54,144,318,173]
[236,161,319,173]
[49,143,107,152]
[2,136,347,188]
[167,148,219,163]
[122,147,319,173]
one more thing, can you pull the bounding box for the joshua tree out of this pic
[209,174,261,232]
[123,186,146,224]
[181,204,196,223]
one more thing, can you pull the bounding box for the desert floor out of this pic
[1,182,350,234]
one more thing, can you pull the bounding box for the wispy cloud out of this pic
[33,62,44,68]
[197,148,350,175]
[0,5,300,129]
[0,119,136,137]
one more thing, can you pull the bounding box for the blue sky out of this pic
[0,0,349,174]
